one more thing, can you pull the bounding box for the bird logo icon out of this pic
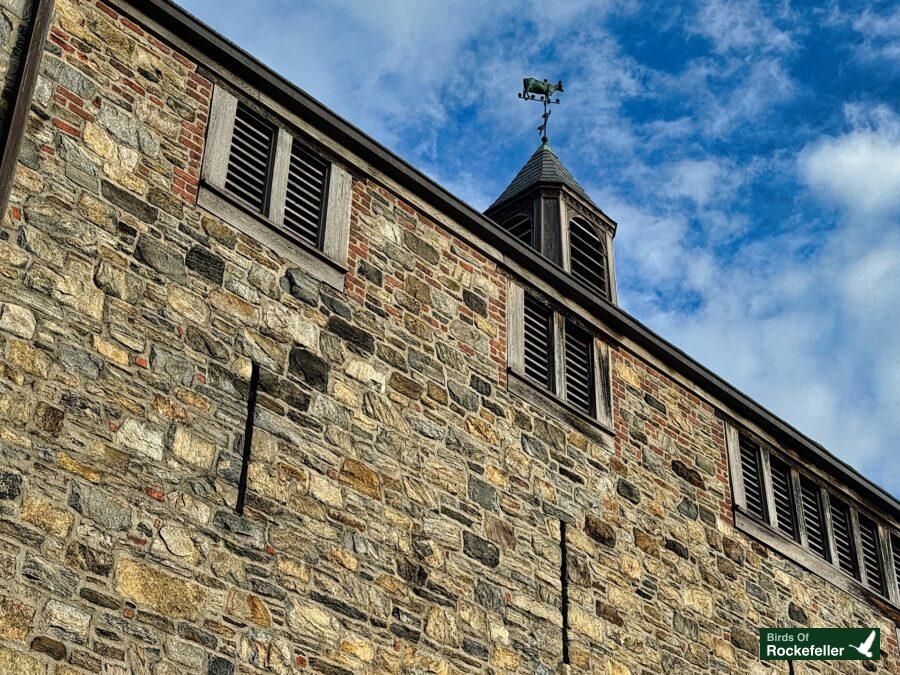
[850,630,877,658]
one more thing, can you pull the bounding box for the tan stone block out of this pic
[77,193,113,228]
[171,427,216,468]
[7,339,50,377]
[424,606,459,647]
[490,645,520,671]
[0,594,34,640]
[167,285,210,325]
[617,362,641,388]
[92,334,130,367]
[21,494,73,538]
[58,452,102,483]
[225,590,271,627]
[114,557,207,620]
[620,554,641,580]
[209,288,257,324]
[84,122,116,161]
[117,419,165,461]
[338,459,381,499]
[0,646,44,675]
[0,303,35,339]
[340,634,374,663]
[309,472,344,509]
[570,605,604,642]
[328,546,358,572]
[465,416,499,444]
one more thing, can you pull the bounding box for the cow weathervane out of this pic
[518,77,564,144]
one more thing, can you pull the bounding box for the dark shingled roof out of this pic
[487,141,598,212]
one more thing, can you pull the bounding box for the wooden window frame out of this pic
[508,282,613,436]
[200,85,352,290]
[725,421,900,608]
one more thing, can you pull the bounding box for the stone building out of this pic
[0,0,897,673]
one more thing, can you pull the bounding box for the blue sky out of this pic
[179,0,900,496]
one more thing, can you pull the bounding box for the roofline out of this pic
[130,0,899,517]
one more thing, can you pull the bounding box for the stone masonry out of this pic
[0,1,897,674]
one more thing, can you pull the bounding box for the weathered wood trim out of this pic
[821,490,840,568]
[507,281,525,374]
[850,508,867,586]
[724,421,746,512]
[760,448,778,529]
[0,0,55,219]
[605,229,618,305]
[553,312,566,401]
[791,468,809,549]
[559,199,571,273]
[594,339,612,427]
[322,163,352,268]
[878,524,897,605]
[200,85,237,189]
[267,128,292,225]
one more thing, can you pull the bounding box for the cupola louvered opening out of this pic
[799,477,829,561]
[569,217,608,299]
[502,213,534,247]
[523,293,554,391]
[830,498,859,579]
[769,457,797,541]
[857,514,885,594]
[564,320,594,415]
[283,139,330,248]
[739,435,767,522]
[225,102,276,213]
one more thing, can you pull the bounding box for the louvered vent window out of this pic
[523,293,554,391]
[769,457,797,541]
[799,478,829,561]
[283,140,329,248]
[564,320,593,415]
[225,102,276,213]
[858,515,884,594]
[569,218,608,299]
[502,214,533,247]
[739,435,767,522]
[830,498,859,579]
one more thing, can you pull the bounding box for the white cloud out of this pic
[690,0,796,54]
[799,105,900,217]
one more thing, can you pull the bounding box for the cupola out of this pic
[486,140,618,304]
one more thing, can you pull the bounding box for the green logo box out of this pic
[760,628,880,661]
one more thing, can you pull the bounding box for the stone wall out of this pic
[0,1,896,674]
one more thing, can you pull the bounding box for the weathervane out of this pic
[518,77,565,144]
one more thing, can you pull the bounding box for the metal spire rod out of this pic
[518,77,564,144]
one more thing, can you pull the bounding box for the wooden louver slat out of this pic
[225,102,275,213]
[738,435,767,522]
[523,293,553,391]
[564,319,593,415]
[769,457,797,541]
[830,498,858,579]
[569,218,608,300]
[799,478,829,561]
[857,514,884,594]
[283,140,329,248]
[502,214,533,247]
